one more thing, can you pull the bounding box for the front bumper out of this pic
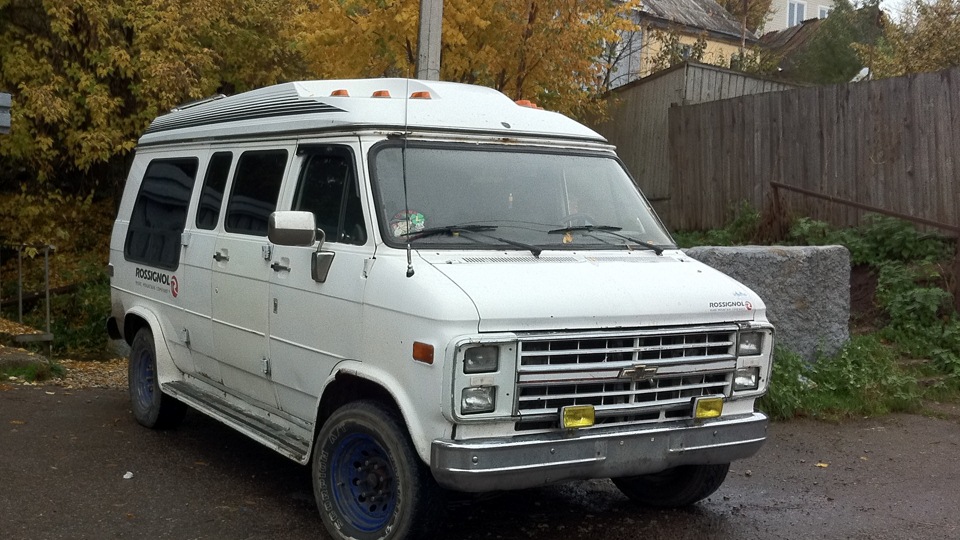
[431,412,767,492]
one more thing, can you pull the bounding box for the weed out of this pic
[673,201,760,247]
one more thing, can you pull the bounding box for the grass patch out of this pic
[0,361,66,382]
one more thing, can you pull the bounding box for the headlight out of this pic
[463,346,499,374]
[734,366,761,391]
[738,332,763,356]
[461,386,496,414]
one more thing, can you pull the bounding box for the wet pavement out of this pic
[2,384,958,539]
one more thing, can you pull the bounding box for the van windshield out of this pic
[370,143,675,252]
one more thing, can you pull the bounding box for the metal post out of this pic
[416,0,443,80]
[44,245,52,359]
[18,243,23,323]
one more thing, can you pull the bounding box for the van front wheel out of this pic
[612,463,730,507]
[312,401,441,540]
[128,328,186,429]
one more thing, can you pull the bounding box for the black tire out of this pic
[612,463,730,508]
[128,328,186,429]
[312,400,443,540]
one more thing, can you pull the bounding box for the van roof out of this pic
[139,79,606,146]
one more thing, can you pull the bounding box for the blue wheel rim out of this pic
[133,346,156,412]
[330,432,398,532]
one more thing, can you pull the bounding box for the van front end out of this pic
[430,321,772,492]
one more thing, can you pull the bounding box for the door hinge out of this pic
[262,244,272,260]
[262,357,271,377]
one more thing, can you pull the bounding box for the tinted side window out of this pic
[293,148,367,245]
[124,158,199,270]
[224,150,288,236]
[196,151,232,230]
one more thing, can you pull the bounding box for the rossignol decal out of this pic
[709,300,753,312]
[134,267,179,298]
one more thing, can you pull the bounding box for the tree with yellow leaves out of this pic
[865,0,960,78]
[295,0,640,119]
[0,0,307,191]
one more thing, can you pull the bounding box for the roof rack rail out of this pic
[171,94,227,112]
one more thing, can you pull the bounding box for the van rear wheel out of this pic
[612,463,730,507]
[312,400,442,540]
[128,328,186,429]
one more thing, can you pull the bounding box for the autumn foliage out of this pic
[0,0,637,199]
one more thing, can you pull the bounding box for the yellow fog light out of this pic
[693,396,724,419]
[561,405,595,429]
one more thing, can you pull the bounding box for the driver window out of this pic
[293,147,367,245]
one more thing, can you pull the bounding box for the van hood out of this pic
[422,250,765,333]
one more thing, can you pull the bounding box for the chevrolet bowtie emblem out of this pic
[618,364,659,380]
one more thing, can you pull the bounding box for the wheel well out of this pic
[123,315,150,346]
[316,373,400,429]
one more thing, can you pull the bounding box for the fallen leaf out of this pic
[123,471,134,479]
[816,462,829,468]
[10,420,25,425]
[45,391,55,395]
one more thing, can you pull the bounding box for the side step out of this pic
[164,380,312,464]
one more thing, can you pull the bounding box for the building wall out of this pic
[636,31,745,79]
[764,0,835,33]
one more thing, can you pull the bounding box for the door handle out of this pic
[271,261,290,273]
[213,252,229,262]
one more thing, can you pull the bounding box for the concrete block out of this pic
[685,245,850,361]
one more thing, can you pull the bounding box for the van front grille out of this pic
[515,326,737,430]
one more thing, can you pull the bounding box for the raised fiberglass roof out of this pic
[139,79,606,146]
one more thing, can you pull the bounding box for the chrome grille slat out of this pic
[515,326,737,430]
[517,355,736,374]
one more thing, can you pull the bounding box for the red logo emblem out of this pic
[171,276,179,298]
[745,301,753,311]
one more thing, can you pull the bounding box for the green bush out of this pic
[790,215,952,266]
[760,337,922,420]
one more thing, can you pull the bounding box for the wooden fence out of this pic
[666,66,960,234]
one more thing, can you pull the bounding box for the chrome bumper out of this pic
[431,412,767,492]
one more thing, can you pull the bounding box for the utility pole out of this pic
[416,0,443,80]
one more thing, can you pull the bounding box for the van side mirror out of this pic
[268,211,317,246]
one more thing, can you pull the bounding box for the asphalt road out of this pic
[2,384,959,540]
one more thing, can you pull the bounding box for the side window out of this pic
[293,147,367,245]
[224,150,288,236]
[195,151,233,230]
[124,158,199,270]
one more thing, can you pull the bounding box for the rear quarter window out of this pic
[124,158,199,270]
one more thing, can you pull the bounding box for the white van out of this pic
[108,79,773,540]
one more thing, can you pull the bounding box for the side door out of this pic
[268,141,372,420]
[212,147,292,408]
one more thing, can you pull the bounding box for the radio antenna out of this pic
[402,78,415,278]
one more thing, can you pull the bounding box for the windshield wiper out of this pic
[548,225,666,256]
[402,224,498,240]
[404,224,542,257]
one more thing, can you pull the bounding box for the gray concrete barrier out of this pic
[684,246,850,361]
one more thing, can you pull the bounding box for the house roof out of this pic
[758,17,826,57]
[637,0,756,43]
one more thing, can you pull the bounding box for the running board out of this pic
[164,380,312,464]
